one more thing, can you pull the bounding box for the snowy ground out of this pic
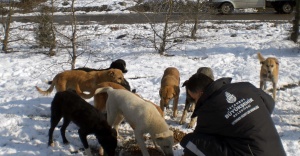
[1,0,300,156]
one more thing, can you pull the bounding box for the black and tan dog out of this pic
[180,67,214,128]
[159,67,180,118]
[48,59,132,91]
[48,90,117,156]
[35,69,126,98]
[75,59,128,73]
[257,52,279,99]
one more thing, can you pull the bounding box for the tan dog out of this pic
[257,52,279,99]
[35,69,126,98]
[94,82,163,117]
[95,87,174,156]
[159,67,180,118]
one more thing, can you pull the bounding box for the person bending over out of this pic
[180,73,285,156]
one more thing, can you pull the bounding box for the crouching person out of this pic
[180,73,285,156]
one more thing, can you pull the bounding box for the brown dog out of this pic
[94,82,163,117]
[257,52,279,99]
[35,69,126,98]
[180,67,215,128]
[159,67,180,118]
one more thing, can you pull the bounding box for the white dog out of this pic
[95,87,174,156]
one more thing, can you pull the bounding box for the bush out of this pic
[35,5,56,51]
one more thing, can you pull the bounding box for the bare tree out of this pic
[53,0,78,69]
[190,0,205,39]
[291,0,299,43]
[146,0,187,55]
[54,0,94,69]
[1,1,14,53]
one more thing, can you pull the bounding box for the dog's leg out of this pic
[106,105,124,139]
[112,114,124,139]
[60,118,71,144]
[160,99,165,116]
[189,102,195,112]
[187,117,197,128]
[152,139,164,154]
[260,80,267,90]
[272,82,277,100]
[134,130,150,156]
[263,81,267,90]
[259,80,264,89]
[48,111,62,146]
[106,103,117,127]
[78,129,93,156]
[179,100,191,125]
[173,96,179,118]
[179,109,188,125]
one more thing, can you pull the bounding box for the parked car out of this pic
[209,0,296,14]
[0,0,20,2]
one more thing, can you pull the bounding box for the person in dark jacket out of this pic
[180,73,286,156]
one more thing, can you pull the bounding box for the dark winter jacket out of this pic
[192,78,286,156]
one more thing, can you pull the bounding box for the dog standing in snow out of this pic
[257,52,279,99]
[95,87,174,156]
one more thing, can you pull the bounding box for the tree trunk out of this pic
[70,0,77,69]
[291,0,299,43]
[49,0,56,56]
[2,3,13,53]
[191,0,200,39]
[158,0,173,55]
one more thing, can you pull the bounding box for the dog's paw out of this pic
[179,120,185,125]
[48,142,55,147]
[187,122,196,129]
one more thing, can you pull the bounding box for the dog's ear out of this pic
[108,71,115,77]
[182,80,188,87]
[275,58,279,65]
[257,52,265,62]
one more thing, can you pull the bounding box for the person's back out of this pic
[181,75,286,156]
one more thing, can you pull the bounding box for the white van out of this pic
[209,0,296,14]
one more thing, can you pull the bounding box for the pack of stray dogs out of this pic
[35,52,279,156]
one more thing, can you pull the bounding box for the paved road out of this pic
[12,12,294,25]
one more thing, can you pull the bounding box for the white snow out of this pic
[0,0,299,156]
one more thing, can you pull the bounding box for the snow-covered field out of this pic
[0,0,299,156]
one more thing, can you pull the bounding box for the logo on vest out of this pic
[225,91,236,103]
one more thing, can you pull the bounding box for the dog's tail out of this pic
[257,52,265,63]
[95,87,113,95]
[35,82,55,96]
[35,76,58,95]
